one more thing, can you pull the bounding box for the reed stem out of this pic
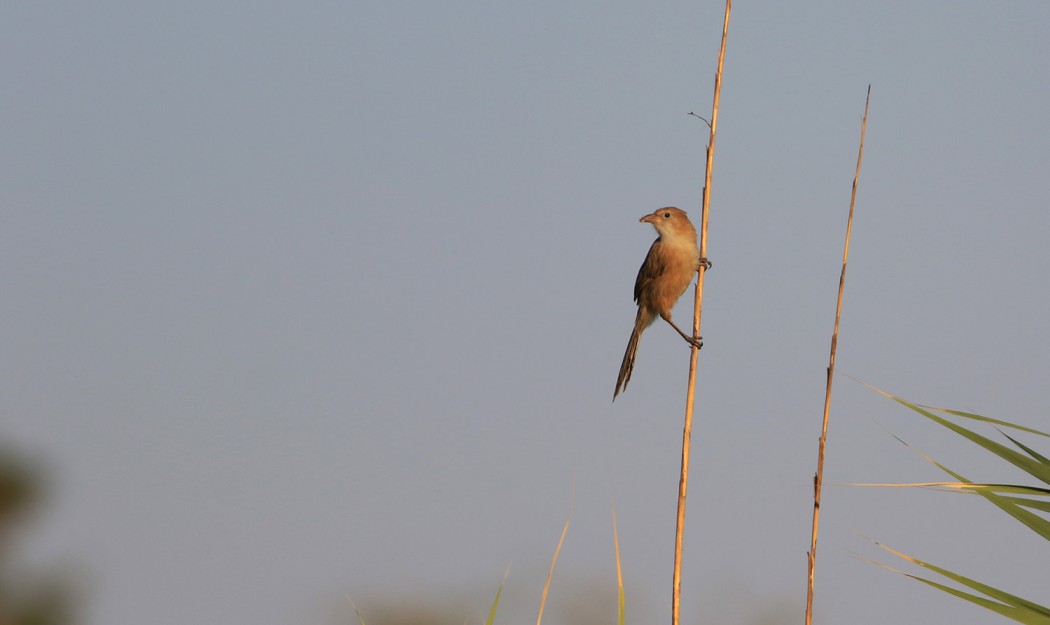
[671,3,731,624]
[804,85,870,625]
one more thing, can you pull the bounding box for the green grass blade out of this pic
[887,394,1050,486]
[904,574,1050,624]
[891,433,1050,541]
[485,566,512,625]
[887,419,1050,541]
[973,488,1050,542]
[852,479,1050,540]
[1001,431,1050,465]
[935,457,1050,544]
[919,406,1050,438]
[848,481,1050,497]
[344,595,367,625]
[871,541,1050,623]
[1011,497,1050,513]
[856,384,1050,622]
[960,483,1050,497]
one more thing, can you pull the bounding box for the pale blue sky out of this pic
[4,2,1050,624]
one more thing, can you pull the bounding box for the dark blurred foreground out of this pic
[0,448,74,625]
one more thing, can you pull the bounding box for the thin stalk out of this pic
[804,85,870,625]
[612,503,625,625]
[671,2,730,625]
[537,489,572,625]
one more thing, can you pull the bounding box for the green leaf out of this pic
[870,540,1050,624]
[859,384,1050,622]
[918,406,1050,439]
[1001,431,1050,465]
[887,394,1050,486]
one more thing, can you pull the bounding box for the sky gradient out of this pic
[4,2,1050,624]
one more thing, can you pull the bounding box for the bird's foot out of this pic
[667,320,703,350]
[698,257,712,271]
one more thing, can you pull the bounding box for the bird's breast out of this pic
[638,239,699,312]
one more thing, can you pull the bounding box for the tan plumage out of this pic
[613,207,702,400]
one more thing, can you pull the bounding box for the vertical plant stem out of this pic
[612,503,626,625]
[537,488,573,625]
[804,85,870,625]
[672,3,730,625]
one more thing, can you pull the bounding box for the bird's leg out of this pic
[698,257,712,271]
[665,318,703,349]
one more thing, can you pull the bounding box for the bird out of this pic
[613,207,705,400]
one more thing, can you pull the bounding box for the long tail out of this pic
[613,321,644,401]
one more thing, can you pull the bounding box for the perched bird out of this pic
[614,207,704,400]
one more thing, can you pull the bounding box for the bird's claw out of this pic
[698,257,712,271]
[687,336,704,350]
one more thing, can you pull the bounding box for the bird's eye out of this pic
[663,212,671,218]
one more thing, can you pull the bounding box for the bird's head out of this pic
[640,207,696,240]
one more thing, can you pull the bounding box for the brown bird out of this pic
[614,207,704,400]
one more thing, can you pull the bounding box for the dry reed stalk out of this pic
[612,504,625,625]
[671,2,731,625]
[804,85,871,625]
[536,493,572,625]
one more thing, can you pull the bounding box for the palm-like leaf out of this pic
[860,385,1050,623]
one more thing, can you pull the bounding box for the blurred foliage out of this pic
[0,447,76,625]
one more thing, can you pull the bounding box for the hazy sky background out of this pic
[4,2,1050,624]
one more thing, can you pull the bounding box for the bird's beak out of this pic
[639,214,658,224]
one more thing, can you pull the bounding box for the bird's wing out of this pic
[633,239,667,302]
